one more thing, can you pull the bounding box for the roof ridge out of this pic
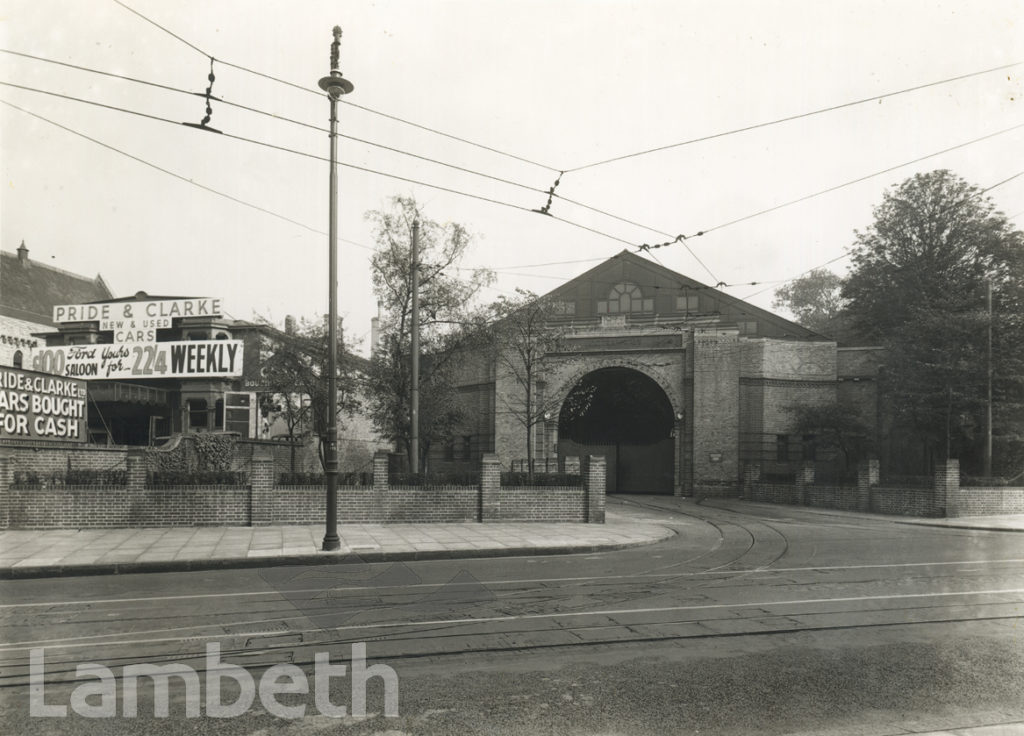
[1,250,111,294]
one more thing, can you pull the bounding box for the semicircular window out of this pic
[597,282,653,314]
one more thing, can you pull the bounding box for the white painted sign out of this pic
[52,298,223,325]
[31,340,244,380]
[0,367,87,441]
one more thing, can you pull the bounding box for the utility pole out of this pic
[317,26,354,552]
[410,219,420,475]
[984,279,993,477]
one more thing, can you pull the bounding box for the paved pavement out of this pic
[701,497,1024,532]
[2,497,1022,580]
[0,507,675,578]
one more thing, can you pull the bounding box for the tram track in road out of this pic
[608,494,793,578]
[3,589,1022,687]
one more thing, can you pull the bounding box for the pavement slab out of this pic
[0,510,675,579]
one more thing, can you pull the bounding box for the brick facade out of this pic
[446,252,881,498]
[0,443,606,529]
[743,458,1023,518]
[692,329,740,494]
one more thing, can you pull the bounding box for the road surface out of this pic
[1,496,1022,734]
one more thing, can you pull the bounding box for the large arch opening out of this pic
[557,367,675,494]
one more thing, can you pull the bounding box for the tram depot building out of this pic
[443,251,880,496]
[2,243,880,497]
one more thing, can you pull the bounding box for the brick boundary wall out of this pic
[743,458,1024,518]
[0,446,606,529]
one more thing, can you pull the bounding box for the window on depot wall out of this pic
[738,320,758,335]
[776,434,789,461]
[596,282,653,315]
[676,295,699,313]
[552,301,576,316]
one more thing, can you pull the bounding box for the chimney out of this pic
[284,315,296,335]
[16,240,29,265]
[370,300,382,356]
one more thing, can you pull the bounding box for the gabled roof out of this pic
[542,249,825,339]
[0,247,113,326]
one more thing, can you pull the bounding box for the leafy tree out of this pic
[771,268,846,336]
[841,169,1024,471]
[485,289,570,481]
[364,196,493,471]
[788,401,874,480]
[258,317,360,471]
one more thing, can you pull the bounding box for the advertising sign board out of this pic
[52,298,223,343]
[0,367,87,442]
[31,340,244,380]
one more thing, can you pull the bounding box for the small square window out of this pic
[738,321,758,335]
[676,295,699,312]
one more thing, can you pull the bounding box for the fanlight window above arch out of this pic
[596,282,653,314]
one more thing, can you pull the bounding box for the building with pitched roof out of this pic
[440,251,881,495]
[0,242,113,370]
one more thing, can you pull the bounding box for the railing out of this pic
[278,472,371,486]
[501,472,582,487]
[390,471,481,487]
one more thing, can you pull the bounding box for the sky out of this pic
[2,1,1022,355]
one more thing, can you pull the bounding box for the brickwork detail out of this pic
[796,460,815,505]
[741,462,761,500]
[480,453,501,522]
[934,459,959,516]
[583,455,606,523]
[0,443,608,528]
[741,454,1024,519]
[692,329,740,494]
[0,456,10,529]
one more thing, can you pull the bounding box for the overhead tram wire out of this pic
[0,99,382,251]
[4,93,878,297]
[111,0,561,175]
[565,60,1024,173]
[12,47,1020,278]
[0,49,549,199]
[6,79,1020,287]
[0,81,530,209]
[639,120,1024,255]
[4,49,724,259]
[112,0,1021,185]
[101,3,1024,269]
[0,82,642,250]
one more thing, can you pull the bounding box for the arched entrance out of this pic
[557,367,675,494]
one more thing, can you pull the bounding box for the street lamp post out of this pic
[318,26,354,552]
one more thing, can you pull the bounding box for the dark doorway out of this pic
[557,367,675,494]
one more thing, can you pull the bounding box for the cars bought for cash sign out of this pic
[0,367,87,442]
[31,341,244,380]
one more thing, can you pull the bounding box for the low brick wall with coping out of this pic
[742,458,1024,518]
[0,447,607,529]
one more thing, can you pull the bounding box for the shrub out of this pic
[501,472,583,487]
[391,471,481,487]
[148,470,247,487]
[11,469,128,487]
[278,472,371,486]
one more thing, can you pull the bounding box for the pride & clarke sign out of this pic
[0,367,87,442]
[52,298,223,343]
